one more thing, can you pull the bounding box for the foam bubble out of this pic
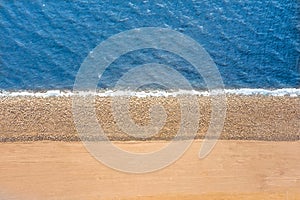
[0,88,299,98]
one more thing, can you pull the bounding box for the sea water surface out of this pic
[0,0,299,90]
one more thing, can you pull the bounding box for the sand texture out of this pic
[0,95,299,199]
[0,95,299,142]
[0,140,299,199]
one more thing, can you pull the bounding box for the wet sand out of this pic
[0,95,299,141]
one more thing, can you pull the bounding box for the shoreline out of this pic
[1,88,300,97]
[1,95,299,142]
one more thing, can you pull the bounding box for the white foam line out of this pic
[0,88,299,98]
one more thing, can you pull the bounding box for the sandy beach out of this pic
[0,140,299,199]
[0,95,299,199]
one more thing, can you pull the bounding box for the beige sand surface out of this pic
[0,95,299,199]
[0,140,299,200]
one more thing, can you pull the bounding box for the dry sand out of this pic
[0,140,299,200]
[0,95,299,199]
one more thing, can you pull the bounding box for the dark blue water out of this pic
[0,0,299,90]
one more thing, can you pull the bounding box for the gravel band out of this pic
[0,95,299,142]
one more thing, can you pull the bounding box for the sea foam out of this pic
[0,88,299,98]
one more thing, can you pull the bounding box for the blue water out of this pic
[0,0,299,90]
